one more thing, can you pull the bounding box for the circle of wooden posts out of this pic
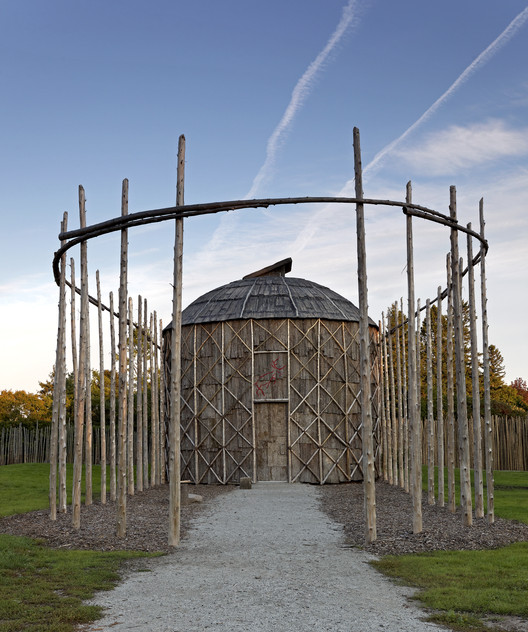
[50,129,494,546]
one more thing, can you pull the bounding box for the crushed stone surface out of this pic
[81,483,448,632]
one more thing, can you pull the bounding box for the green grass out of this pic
[374,469,528,631]
[0,533,148,632]
[0,463,107,517]
[0,464,156,631]
[422,467,528,524]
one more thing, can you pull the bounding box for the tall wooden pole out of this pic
[467,222,484,519]
[479,200,494,523]
[117,179,129,538]
[353,127,376,544]
[379,319,388,481]
[96,270,107,504]
[406,181,422,533]
[127,296,135,496]
[426,299,435,505]
[82,194,93,507]
[436,285,445,507]
[50,212,68,520]
[151,312,159,486]
[169,135,185,546]
[388,324,398,485]
[446,254,456,513]
[400,298,409,493]
[136,296,144,492]
[159,318,166,484]
[450,186,472,526]
[142,298,149,489]
[109,291,117,502]
[395,301,404,489]
[381,313,392,484]
[73,187,88,529]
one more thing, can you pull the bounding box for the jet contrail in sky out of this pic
[245,0,361,199]
[291,5,528,255]
[364,5,528,177]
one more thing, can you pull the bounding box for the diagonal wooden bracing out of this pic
[179,316,380,485]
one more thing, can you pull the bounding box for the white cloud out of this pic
[395,120,528,175]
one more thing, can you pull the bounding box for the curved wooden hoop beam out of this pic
[53,195,488,290]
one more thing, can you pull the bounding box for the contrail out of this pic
[245,0,361,199]
[364,5,528,177]
[291,5,528,254]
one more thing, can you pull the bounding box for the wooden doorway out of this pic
[255,402,288,481]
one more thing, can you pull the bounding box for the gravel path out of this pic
[83,482,447,632]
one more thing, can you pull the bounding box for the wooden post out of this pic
[467,222,484,518]
[381,313,392,484]
[117,179,129,538]
[151,312,159,486]
[353,127,376,544]
[96,270,107,504]
[426,299,435,505]
[169,135,185,546]
[50,212,68,520]
[127,296,135,496]
[406,181,422,533]
[450,186,472,526]
[109,291,117,502]
[436,285,445,507]
[69,258,79,511]
[136,296,144,492]
[378,319,388,481]
[395,302,404,489]
[388,322,397,485]
[446,254,456,513]
[79,191,93,507]
[400,298,409,493]
[479,200,494,523]
[159,318,166,484]
[73,187,88,529]
[143,298,149,489]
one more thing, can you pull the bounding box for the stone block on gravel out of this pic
[239,477,252,489]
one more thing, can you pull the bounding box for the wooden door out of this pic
[255,402,288,481]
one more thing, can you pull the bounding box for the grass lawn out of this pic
[0,463,109,517]
[374,469,528,631]
[0,463,155,631]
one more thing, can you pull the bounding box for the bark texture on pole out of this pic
[50,212,68,520]
[426,299,435,505]
[109,291,117,502]
[353,127,376,544]
[96,270,107,504]
[480,200,494,523]
[136,296,144,492]
[406,181,422,534]
[436,286,445,508]
[169,135,185,547]
[467,223,484,519]
[446,254,456,513]
[73,187,88,529]
[117,179,129,538]
[450,186,472,527]
[127,296,135,496]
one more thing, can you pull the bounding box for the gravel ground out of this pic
[78,483,449,632]
[2,481,527,631]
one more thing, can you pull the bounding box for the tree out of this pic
[511,377,528,407]
[0,389,52,427]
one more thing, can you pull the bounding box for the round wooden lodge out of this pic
[163,258,380,485]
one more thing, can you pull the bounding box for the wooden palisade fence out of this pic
[50,128,497,544]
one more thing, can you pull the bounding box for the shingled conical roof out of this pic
[180,258,368,326]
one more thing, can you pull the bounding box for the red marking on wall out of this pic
[254,358,286,397]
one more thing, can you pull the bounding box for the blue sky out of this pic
[1,0,527,391]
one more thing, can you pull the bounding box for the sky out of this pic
[1,0,527,392]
